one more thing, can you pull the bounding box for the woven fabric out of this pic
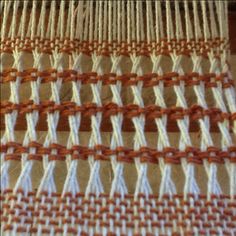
[1,1,236,235]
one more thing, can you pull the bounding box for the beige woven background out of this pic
[1,54,236,195]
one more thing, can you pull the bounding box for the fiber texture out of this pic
[0,1,236,235]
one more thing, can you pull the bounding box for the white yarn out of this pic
[85,54,104,197]
[1,50,23,193]
[109,55,128,197]
[37,53,64,196]
[62,54,83,198]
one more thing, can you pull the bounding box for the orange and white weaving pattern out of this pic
[0,1,236,235]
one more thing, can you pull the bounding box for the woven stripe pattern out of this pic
[1,1,236,235]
